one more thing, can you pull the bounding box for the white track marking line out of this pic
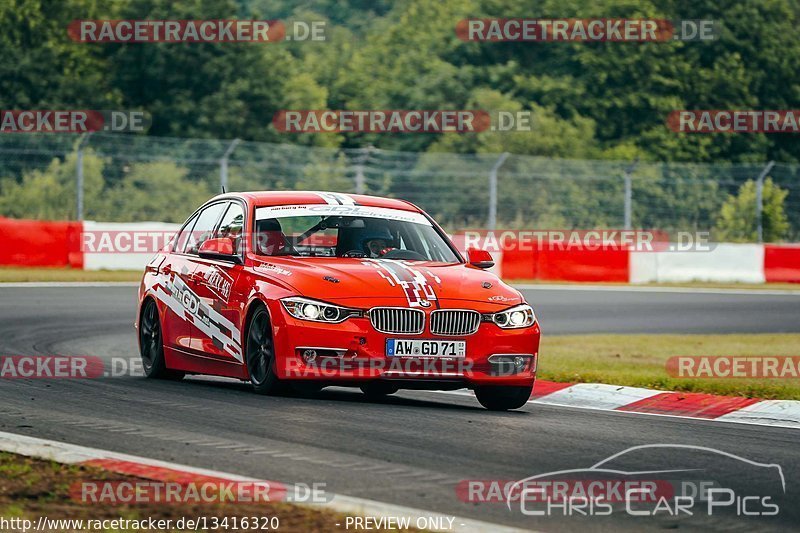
[0,430,533,533]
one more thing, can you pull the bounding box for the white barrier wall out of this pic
[82,221,180,271]
[630,243,766,284]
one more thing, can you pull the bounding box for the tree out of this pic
[102,161,214,223]
[0,0,120,109]
[715,178,789,242]
[101,0,299,142]
[0,151,105,220]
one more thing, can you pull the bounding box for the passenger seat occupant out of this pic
[256,218,286,255]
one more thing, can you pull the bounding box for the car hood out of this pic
[251,257,523,310]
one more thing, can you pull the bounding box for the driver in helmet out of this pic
[358,225,395,258]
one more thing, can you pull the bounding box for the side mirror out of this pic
[198,238,241,264]
[467,247,494,269]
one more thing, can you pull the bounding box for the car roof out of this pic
[213,191,421,212]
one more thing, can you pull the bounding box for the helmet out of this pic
[255,218,286,255]
[356,225,394,257]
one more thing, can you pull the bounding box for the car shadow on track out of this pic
[148,375,527,414]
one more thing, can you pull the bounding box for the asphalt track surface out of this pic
[1,285,799,531]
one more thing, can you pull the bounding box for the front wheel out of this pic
[139,299,184,380]
[245,306,281,395]
[474,385,532,411]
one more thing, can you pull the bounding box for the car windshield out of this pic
[253,205,460,263]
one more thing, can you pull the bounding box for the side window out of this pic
[215,202,245,254]
[173,213,199,253]
[183,203,227,255]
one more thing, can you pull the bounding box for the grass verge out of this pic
[0,452,414,532]
[0,267,141,283]
[540,333,800,400]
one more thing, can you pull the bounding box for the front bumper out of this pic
[269,301,540,388]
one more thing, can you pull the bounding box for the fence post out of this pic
[623,159,638,230]
[75,132,93,220]
[488,152,509,230]
[220,138,240,192]
[353,145,372,194]
[755,160,775,243]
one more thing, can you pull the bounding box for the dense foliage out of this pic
[0,0,796,238]
[1,0,799,161]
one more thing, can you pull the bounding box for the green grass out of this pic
[541,333,800,400]
[0,451,418,532]
[0,267,141,282]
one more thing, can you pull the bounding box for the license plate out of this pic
[386,339,466,358]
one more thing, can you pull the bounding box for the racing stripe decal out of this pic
[153,273,243,362]
[311,191,356,206]
[363,259,438,308]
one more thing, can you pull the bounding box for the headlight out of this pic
[487,304,536,329]
[281,297,361,324]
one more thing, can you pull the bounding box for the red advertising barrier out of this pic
[533,244,629,282]
[501,246,537,279]
[492,238,629,282]
[764,244,800,283]
[0,217,83,268]
[0,219,794,284]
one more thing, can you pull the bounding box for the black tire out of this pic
[245,305,281,395]
[360,381,399,399]
[139,299,184,380]
[474,385,532,411]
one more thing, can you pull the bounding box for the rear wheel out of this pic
[474,385,532,411]
[139,299,184,380]
[360,382,399,399]
[246,306,281,395]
